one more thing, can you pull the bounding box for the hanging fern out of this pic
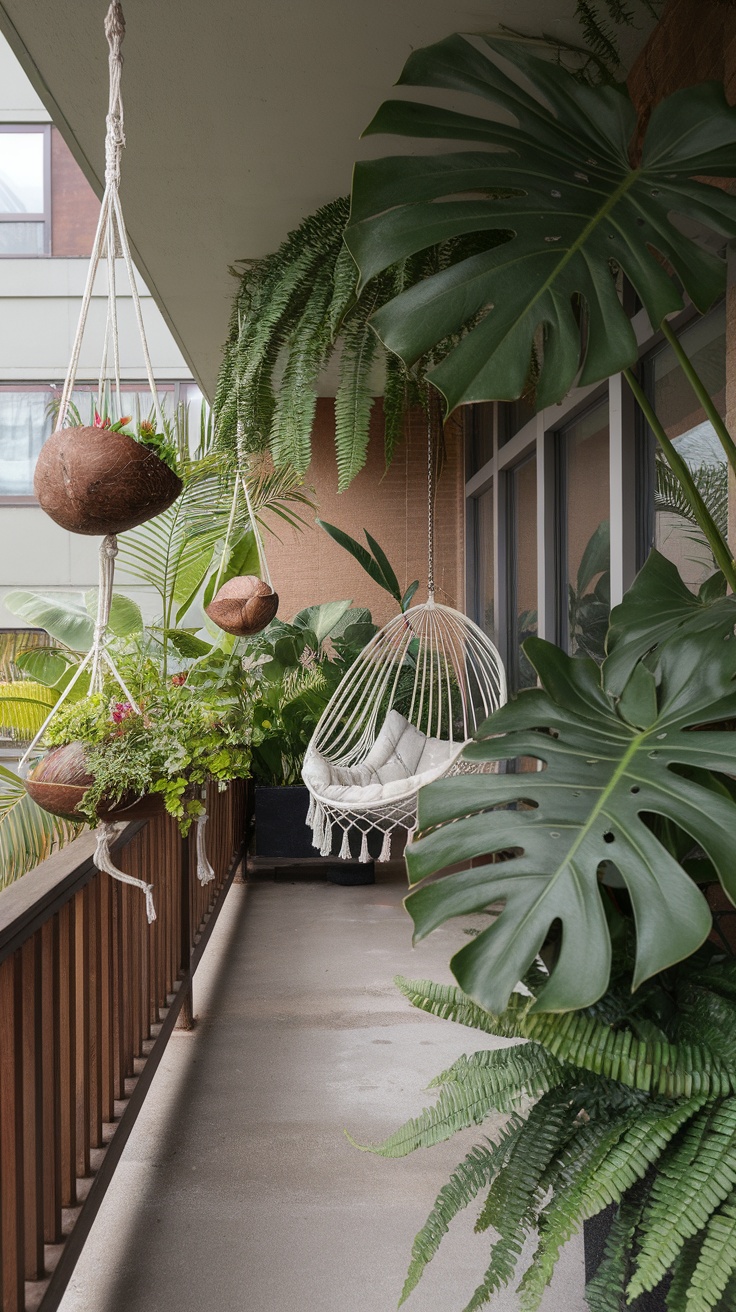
[214,201,506,486]
[360,949,736,1312]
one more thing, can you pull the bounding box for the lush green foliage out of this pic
[43,652,253,833]
[244,601,376,785]
[317,520,419,612]
[362,954,736,1312]
[346,39,736,414]
[406,552,736,1014]
[0,763,79,891]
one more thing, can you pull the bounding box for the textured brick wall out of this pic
[50,127,99,257]
[262,398,465,629]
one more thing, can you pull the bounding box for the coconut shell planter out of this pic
[25,742,164,823]
[34,427,183,536]
[205,575,279,637]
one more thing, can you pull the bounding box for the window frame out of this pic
[0,124,52,258]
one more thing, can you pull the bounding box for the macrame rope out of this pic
[196,787,215,886]
[95,822,156,923]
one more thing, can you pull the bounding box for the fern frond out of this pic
[395,977,735,1098]
[684,1194,736,1312]
[630,1099,736,1296]
[666,1237,702,1312]
[334,296,381,491]
[399,1123,523,1305]
[382,351,408,469]
[269,269,334,472]
[585,1194,645,1312]
[360,1045,564,1158]
[519,1098,706,1312]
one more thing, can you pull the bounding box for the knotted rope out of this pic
[95,822,156,923]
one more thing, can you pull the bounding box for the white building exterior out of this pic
[0,34,196,626]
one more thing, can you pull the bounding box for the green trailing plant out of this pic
[213,198,507,490]
[0,765,80,890]
[345,37,736,587]
[244,600,377,785]
[42,651,253,833]
[358,956,736,1312]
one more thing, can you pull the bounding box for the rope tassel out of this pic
[339,828,351,861]
[95,821,156,923]
[378,828,392,863]
[196,811,215,886]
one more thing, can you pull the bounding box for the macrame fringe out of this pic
[196,811,215,885]
[312,802,324,851]
[338,828,351,861]
[95,821,156,923]
[406,823,417,846]
[306,792,315,827]
[378,828,392,863]
[319,819,333,858]
[359,832,370,864]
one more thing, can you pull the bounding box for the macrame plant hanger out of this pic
[302,404,507,863]
[19,2,173,921]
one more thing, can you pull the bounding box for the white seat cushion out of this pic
[302,711,465,809]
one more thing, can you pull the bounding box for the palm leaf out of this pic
[0,763,80,889]
[346,37,736,412]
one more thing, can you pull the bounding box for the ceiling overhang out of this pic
[0,0,657,398]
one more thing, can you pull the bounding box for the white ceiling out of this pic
[0,0,656,398]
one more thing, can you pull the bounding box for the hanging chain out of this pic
[426,402,435,603]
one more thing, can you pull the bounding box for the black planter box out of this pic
[253,785,382,869]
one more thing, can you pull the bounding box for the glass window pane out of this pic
[509,455,537,692]
[560,400,610,660]
[0,391,52,494]
[644,305,726,592]
[498,395,536,446]
[472,485,495,639]
[465,403,494,476]
[0,221,45,255]
[0,132,44,213]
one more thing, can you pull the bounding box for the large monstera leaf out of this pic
[406,623,736,1014]
[346,36,736,411]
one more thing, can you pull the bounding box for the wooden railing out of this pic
[0,780,247,1312]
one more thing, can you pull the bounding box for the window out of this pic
[557,399,610,660]
[0,126,50,256]
[498,395,536,446]
[642,304,726,592]
[506,455,537,693]
[465,403,494,476]
[0,383,177,498]
[470,484,495,639]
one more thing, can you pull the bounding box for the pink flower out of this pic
[111,701,133,724]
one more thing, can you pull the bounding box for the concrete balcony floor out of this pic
[58,868,585,1312]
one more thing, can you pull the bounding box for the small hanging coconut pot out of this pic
[34,427,183,536]
[205,575,279,637]
[25,742,165,822]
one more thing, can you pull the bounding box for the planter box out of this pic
[253,785,381,880]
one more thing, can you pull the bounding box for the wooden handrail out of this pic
[0,781,248,1312]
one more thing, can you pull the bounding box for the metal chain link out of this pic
[427,404,435,602]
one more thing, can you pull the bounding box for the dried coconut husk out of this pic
[205,575,279,636]
[34,427,183,536]
[25,742,165,822]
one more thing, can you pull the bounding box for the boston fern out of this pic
[213,197,505,489]
[360,959,736,1312]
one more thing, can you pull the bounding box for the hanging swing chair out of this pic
[302,418,507,864]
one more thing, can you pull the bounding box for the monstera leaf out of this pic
[346,36,736,411]
[406,624,736,1014]
[604,551,736,695]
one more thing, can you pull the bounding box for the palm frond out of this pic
[0,763,81,888]
[0,682,57,740]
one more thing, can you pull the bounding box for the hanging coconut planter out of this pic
[205,575,279,637]
[34,426,182,536]
[25,742,165,822]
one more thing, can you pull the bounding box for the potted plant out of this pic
[35,409,183,536]
[244,600,380,875]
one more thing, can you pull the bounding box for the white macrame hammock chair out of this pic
[18,2,214,918]
[302,419,507,864]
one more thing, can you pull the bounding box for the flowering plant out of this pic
[43,652,253,832]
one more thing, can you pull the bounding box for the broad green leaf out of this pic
[85,590,143,638]
[576,520,609,596]
[346,36,736,411]
[201,530,261,614]
[165,630,213,659]
[16,647,75,687]
[405,627,736,1013]
[317,519,393,594]
[4,590,95,651]
[401,580,420,612]
[604,551,736,696]
[364,531,402,601]
[291,601,355,642]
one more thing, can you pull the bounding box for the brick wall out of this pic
[262,397,465,629]
[50,127,99,257]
